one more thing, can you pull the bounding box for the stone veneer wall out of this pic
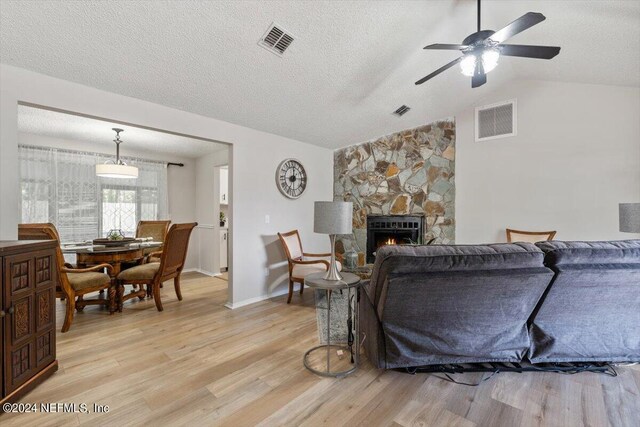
[333,119,455,254]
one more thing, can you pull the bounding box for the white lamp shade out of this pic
[619,203,640,233]
[314,201,353,235]
[96,164,139,179]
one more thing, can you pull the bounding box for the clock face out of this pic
[276,159,308,199]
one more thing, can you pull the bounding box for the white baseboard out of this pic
[182,268,221,277]
[224,288,289,310]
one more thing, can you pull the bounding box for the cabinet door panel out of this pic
[10,342,34,389]
[36,330,55,368]
[4,252,36,394]
[36,287,55,332]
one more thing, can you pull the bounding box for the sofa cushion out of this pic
[530,239,640,363]
[536,240,640,266]
[368,243,545,309]
[118,263,160,281]
[67,272,111,291]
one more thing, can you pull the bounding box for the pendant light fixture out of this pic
[96,128,138,179]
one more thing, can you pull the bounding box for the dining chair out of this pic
[506,228,557,243]
[136,220,171,262]
[116,222,197,312]
[18,223,114,332]
[277,229,341,304]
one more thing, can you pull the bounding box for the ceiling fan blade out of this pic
[471,60,486,88]
[489,12,546,44]
[423,43,468,50]
[500,44,561,59]
[415,57,463,85]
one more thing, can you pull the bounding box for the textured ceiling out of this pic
[1,1,638,149]
[18,105,228,159]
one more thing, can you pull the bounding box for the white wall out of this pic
[456,79,640,243]
[0,64,334,308]
[194,149,229,275]
[17,132,201,269]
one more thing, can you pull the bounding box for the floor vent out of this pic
[475,100,517,141]
[393,105,411,116]
[259,23,295,56]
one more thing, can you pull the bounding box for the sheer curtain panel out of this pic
[19,145,168,243]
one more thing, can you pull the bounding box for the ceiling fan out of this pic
[415,0,561,88]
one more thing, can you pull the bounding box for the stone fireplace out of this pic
[334,119,455,261]
[366,215,424,263]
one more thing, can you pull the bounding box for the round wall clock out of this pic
[276,158,308,199]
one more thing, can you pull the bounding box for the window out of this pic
[19,145,168,243]
[101,187,138,236]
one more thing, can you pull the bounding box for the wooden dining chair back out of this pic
[506,228,557,243]
[136,220,171,261]
[158,222,197,279]
[18,222,64,270]
[116,222,197,312]
[277,230,335,304]
[136,220,170,242]
[18,223,114,332]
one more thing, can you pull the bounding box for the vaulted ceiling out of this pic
[1,1,638,149]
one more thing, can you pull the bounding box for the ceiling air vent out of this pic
[475,99,517,142]
[259,23,295,56]
[393,105,411,116]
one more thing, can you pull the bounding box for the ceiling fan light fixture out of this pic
[481,49,500,73]
[96,128,138,179]
[460,54,477,76]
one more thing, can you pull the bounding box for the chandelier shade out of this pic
[96,163,139,179]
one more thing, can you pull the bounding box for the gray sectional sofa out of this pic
[360,240,640,369]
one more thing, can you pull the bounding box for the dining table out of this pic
[62,241,163,277]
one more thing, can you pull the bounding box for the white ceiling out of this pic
[18,105,228,159]
[1,1,639,149]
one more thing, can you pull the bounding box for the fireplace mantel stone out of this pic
[333,119,455,254]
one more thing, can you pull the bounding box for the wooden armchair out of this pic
[18,223,114,332]
[136,220,171,262]
[116,222,197,312]
[506,228,557,243]
[277,230,341,304]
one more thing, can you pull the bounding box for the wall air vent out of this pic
[393,105,411,116]
[259,23,295,56]
[475,99,517,141]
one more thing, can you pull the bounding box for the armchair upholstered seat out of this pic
[277,229,342,304]
[19,223,115,332]
[292,260,341,278]
[67,272,111,291]
[118,262,160,281]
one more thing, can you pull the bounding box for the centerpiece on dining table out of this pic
[93,229,136,247]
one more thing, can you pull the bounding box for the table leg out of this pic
[356,286,360,367]
[112,262,121,277]
[326,289,331,373]
[108,285,117,314]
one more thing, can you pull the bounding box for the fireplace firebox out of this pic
[366,215,424,264]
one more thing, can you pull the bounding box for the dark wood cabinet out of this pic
[1,240,58,405]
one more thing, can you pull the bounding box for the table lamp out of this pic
[619,203,640,233]
[314,201,353,281]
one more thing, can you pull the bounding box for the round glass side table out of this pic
[303,272,362,378]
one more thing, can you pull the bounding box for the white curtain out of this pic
[19,145,168,243]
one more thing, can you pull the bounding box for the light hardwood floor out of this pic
[2,272,639,426]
